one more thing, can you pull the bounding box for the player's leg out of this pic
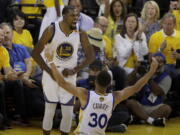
[42,102,57,135]
[60,105,74,135]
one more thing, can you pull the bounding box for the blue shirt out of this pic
[6,44,30,72]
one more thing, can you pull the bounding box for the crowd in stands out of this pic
[0,0,180,133]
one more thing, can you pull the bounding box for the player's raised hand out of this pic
[149,57,159,73]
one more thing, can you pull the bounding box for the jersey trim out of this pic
[81,90,90,110]
[48,23,55,43]
[44,93,58,103]
[60,96,75,106]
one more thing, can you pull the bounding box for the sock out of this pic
[147,117,154,124]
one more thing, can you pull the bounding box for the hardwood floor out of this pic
[0,117,180,135]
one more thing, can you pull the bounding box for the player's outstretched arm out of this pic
[73,31,95,73]
[114,57,159,106]
[44,47,88,103]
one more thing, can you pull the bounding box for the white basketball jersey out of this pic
[42,21,80,68]
[74,91,114,135]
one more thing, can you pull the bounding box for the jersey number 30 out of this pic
[88,113,108,129]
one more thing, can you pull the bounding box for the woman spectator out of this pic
[11,9,34,54]
[11,10,42,82]
[104,0,127,42]
[139,0,161,42]
[113,13,148,74]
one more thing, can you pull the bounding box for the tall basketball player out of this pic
[32,6,95,135]
[44,44,159,135]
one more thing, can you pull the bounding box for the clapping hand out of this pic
[159,40,167,51]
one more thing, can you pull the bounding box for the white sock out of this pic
[147,117,154,124]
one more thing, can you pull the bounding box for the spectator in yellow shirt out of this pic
[149,13,180,77]
[11,9,34,54]
[16,0,43,44]
[104,0,127,42]
[172,0,180,30]
[94,16,113,60]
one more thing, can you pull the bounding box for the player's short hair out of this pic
[62,5,75,16]
[96,70,111,87]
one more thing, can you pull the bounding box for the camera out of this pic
[137,55,150,76]
[176,49,180,69]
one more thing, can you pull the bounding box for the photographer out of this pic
[126,52,172,127]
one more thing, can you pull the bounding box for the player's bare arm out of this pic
[54,0,60,17]
[32,25,54,78]
[74,31,95,73]
[113,57,159,106]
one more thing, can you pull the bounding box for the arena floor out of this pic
[0,117,180,135]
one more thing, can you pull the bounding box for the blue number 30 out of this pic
[88,113,108,129]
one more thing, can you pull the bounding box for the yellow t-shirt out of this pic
[20,0,42,18]
[105,16,118,43]
[172,10,180,31]
[0,46,10,70]
[44,0,64,8]
[149,30,180,64]
[103,35,113,59]
[124,52,136,69]
[13,29,34,49]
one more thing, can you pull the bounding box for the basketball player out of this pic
[32,6,95,135]
[44,46,159,135]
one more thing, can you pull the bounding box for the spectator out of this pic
[149,13,180,78]
[139,0,161,42]
[104,0,127,42]
[77,27,105,80]
[16,0,42,44]
[126,52,172,127]
[39,0,64,39]
[87,28,105,61]
[0,28,14,129]
[1,22,44,121]
[1,23,37,88]
[68,0,94,31]
[11,9,34,53]
[0,27,28,125]
[113,13,148,74]
[172,0,180,30]
[94,16,113,60]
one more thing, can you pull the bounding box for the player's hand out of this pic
[149,57,159,73]
[62,68,76,77]
[44,46,54,62]
[159,40,167,51]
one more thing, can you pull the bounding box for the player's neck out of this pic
[60,22,73,36]
[95,87,107,96]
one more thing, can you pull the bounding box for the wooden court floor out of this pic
[0,117,180,135]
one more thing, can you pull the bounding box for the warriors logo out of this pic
[99,97,105,102]
[56,42,74,61]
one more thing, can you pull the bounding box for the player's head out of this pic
[62,5,79,30]
[95,70,111,89]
